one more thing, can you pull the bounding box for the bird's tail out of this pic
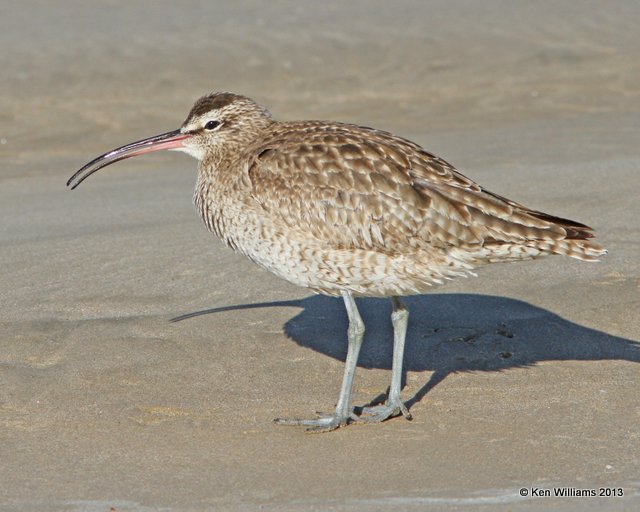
[519,209,607,261]
[447,207,607,265]
[473,188,607,262]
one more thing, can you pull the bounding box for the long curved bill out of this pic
[67,129,192,190]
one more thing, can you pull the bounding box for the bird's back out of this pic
[241,121,604,254]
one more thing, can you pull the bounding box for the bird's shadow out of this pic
[172,294,639,409]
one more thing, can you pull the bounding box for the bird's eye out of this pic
[204,120,221,131]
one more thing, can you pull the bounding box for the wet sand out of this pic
[1,1,639,510]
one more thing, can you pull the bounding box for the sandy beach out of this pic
[1,1,639,510]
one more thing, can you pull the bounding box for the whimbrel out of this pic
[68,92,606,432]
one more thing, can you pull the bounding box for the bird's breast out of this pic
[194,162,272,255]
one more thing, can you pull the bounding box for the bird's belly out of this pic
[226,218,474,297]
[200,195,479,296]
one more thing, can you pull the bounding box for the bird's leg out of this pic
[274,290,364,432]
[358,296,412,423]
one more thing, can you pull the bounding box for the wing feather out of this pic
[245,122,593,256]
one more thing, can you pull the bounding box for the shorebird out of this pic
[68,92,606,432]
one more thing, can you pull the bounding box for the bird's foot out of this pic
[273,410,357,433]
[355,399,412,423]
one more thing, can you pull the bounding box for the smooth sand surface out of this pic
[1,1,639,510]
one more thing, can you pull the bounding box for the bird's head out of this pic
[67,92,273,189]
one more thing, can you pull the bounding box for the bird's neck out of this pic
[193,148,252,249]
[193,116,276,245]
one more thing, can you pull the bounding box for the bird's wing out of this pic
[246,122,584,254]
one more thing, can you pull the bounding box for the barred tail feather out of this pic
[524,214,607,261]
[448,225,607,266]
[534,238,607,261]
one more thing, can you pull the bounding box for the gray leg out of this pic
[274,290,364,432]
[358,296,412,422]
[335,290,366,419]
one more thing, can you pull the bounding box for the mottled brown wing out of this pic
[246,122,581,254]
